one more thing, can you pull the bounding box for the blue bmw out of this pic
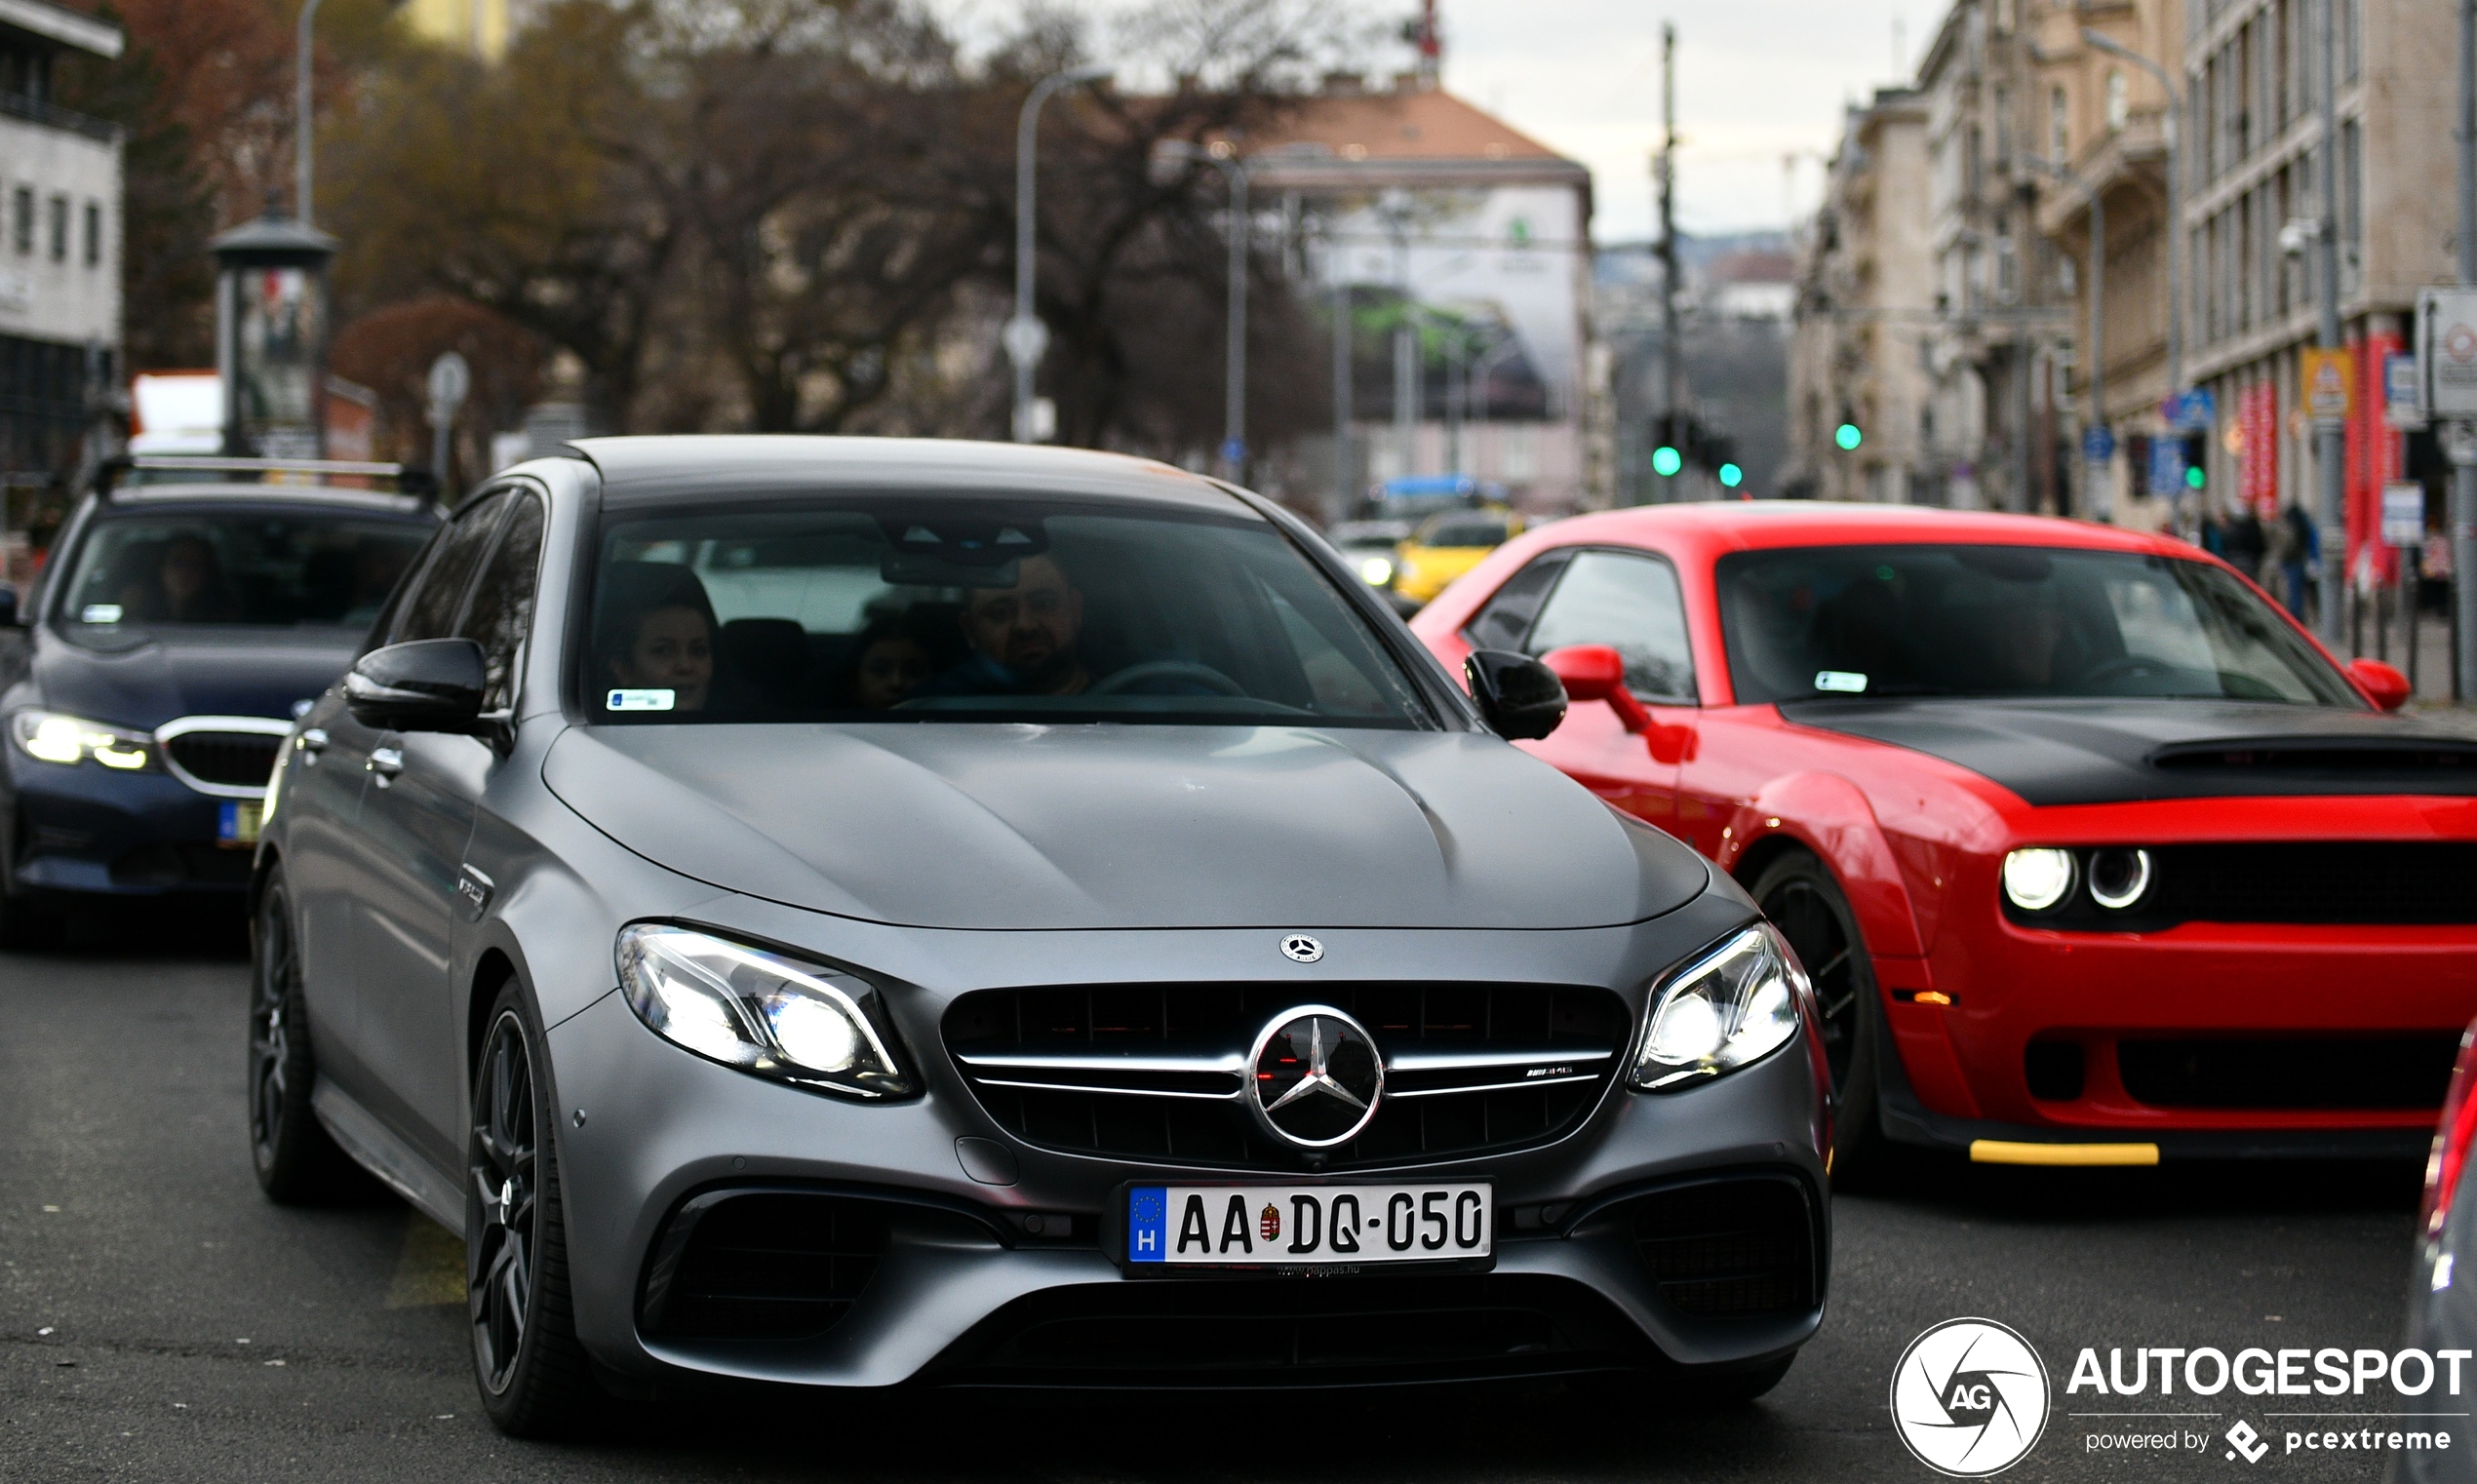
[0,457,439,944]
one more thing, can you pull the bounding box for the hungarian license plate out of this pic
[217,801,262,848]
[1123,1183,1492,1269]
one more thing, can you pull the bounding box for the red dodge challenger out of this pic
[1410,502,2477,1173]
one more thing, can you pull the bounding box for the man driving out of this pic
[931,553,1092,696]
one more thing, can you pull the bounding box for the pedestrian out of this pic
[2222,505,2265,582]
[2281,502,2315,620]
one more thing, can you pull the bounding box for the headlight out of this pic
[9,710,155,771]
[1631,923,1809,1091]
[1358,555,1395,586]
[2087,847,2153,910]
[616,924,914,1099]
[2001,848,2076,913]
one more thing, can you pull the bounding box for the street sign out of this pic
[1002,315,1049,369]
[425,351,470,421]
[2081,425,2116,462]
[2419,287,2477,417]
[1219,437,1246,468]
[2386,352,2426,428]
[2161,389,2216,433]
[2301,347,2353,422]
[2148,438,2187,498]
[2383,482,2427,548]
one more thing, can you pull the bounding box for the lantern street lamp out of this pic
[211,211,338,459]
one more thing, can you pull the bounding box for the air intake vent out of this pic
[2117,1035,2457,1111]
[2151,738,2477,776]
[639,1191,887,1341]
[1617,1177,1820,1318]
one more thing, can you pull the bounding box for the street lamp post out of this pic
[2313,0,2347,646]
[1010,63,1113,444]
[296,0,324,225]
[2079,29,2182,401]
[1158,140,1251,479]
[2458,0,2477,698]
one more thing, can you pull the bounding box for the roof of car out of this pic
[567,435,1251,516]
[1532,500,2184,558]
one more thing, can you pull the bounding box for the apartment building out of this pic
[0,0,121,481]
[1788,88,1936,503]
[2171,0,2458,578]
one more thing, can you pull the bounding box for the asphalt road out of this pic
[0,909,2426,1482]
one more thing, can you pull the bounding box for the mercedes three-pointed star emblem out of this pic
[1246,1005,1384,1150]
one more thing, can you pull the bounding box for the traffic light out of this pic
[1834,422,1864,451]
[1652,445,1683,478]
[2182,433,2208,490]
[1718,463,1744,489]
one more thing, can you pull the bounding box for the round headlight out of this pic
[1358,555,1395,586]
[2002,848,2076,913]
[2088,847,2153,910]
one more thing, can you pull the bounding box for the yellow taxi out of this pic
[1389,509,1523,606]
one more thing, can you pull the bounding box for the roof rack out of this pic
[96,455,439,500]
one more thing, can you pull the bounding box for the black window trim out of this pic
[1471,542,1704,708]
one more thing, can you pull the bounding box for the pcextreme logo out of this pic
[1890,1318,2053,1477]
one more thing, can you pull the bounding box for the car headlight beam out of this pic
[1631,923,1810,1092]
[9,710,154,771]
[2001,847,2076,913]
[616,924,914,1099]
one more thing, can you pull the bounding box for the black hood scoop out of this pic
[1777,697,2477,806]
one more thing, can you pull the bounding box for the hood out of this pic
[544,722,1710,931]
[1777,697,2477,807]
[32,624,359,728]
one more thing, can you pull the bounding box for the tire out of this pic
[249,871,354,1200]
[468,983,603,1438]
[1750,850,1890,1182]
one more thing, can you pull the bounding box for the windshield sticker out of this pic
[80,605,123,624]
[606,688,676,712]
[1814,671,1869,694]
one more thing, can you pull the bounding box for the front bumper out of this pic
[1895,912,2477,1145]
[2,750,254,897]
[542,917,1828,1392]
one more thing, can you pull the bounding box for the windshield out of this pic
[58,509,431,631]
[1716,543,2361,708]
[587,498,1434,726]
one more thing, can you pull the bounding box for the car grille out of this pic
[638,1191,887,1341]
[162,730,285,793]
[2004,842,2477,929]
[2116,1035,2458,1111]
[941,1273,1648,1384]
[942,982,1632,1171]
[1607,1177,1821,1318]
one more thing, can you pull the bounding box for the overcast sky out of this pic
[1440,0,1933,243]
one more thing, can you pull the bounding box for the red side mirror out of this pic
[1541,644,1651,733]
[2347,657,2413,713]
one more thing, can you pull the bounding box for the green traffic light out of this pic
[1834,423,1863,451]
[1652,446,1683,478]
[1718,463,1744,488]
[2184,465,2206,490]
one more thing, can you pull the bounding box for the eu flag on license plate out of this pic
[1126,1186,1166,1263]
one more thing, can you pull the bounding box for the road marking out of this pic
[384,1212,465,1308]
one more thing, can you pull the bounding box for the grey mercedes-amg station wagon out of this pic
[247,436,1830,1434]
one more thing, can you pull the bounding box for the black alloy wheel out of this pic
[249,872,350,1199]
[1750,850,1888,1179]
[467,985,600,1435]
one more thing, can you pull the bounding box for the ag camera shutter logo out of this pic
[1890,1317,2052,1476]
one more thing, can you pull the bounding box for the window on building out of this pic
[2341,0,2359,83]
[10,188,28,255]
[82,202,98,268]
[47,194,66,262]
[2105,69,2129,132]
[2050,86,2070,164]
[1994,86,2012,162]
[2341,117,2363,290]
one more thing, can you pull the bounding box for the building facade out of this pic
[0,0,121,485]
[1248,77,1599,518]
[1789,88,1935,503]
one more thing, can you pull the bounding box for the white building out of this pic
[0,0,121,480]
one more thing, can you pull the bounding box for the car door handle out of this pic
[368,747,404,783]
[298,728,328,762]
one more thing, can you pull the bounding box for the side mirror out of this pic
[346,638,488,733]
[1541,644,1652,732]
[1465,648,1567,741]
[2347,657,2413,713]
